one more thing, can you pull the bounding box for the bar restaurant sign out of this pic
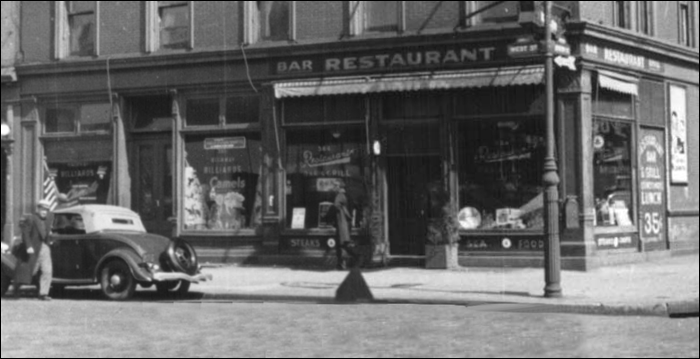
[274,43,508,75]
[582,43,664,73]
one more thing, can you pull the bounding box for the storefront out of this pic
[13,27,698,270]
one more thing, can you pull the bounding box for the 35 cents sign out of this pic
[639,130,667,251]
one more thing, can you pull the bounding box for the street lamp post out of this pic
[543,0,562,298]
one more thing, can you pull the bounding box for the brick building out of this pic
[3,1,699,270]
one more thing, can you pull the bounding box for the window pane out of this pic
[80,103,111,132]
[285,128,368,229]
[226,96,260,125]
[259,1,290,41]
[131,96,173,131]
[46,161,112,208]
[326,96,366,122]
[680,5,690,46]
[186,98,220,127]
[477,1,518,23]
[284,98,324,123]
[69,1,96,13]
[160,5,190,49]
[458,118,545,230]
[594,120,633,227]
[366,1,398,32]
[183,134,263,231]
[69,13,95,56]
[46,108,77,133]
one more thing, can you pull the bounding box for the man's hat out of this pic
[37,199,52,210]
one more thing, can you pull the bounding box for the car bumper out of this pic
[152,272,213,284]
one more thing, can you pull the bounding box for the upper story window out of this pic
[146,1,192,52]
[679,2,694,47]
[613,1,631,29]
[44,103,112,135]
[246,1,294,43]
[350,1,404,35]
[637,1,653,36]
[56,1,98,58]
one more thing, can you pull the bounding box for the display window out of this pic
[593,119,634,227]
[457,117,545,231]
[182,133,263,232]
[285,127,369,230]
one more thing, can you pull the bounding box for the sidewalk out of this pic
[194,254,699,317]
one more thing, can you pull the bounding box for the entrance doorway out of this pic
[130,135,173,237]
[387,155,442,256]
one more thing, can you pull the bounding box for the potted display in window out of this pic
[425,182,461,270]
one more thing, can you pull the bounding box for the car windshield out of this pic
[53,213,87,235]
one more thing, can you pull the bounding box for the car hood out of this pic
[98,232,172,258]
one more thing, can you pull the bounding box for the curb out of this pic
[193,291,698,318]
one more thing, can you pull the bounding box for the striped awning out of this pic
[598,70,639,96]
[274,65,544,98]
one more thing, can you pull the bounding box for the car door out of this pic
[49,213,89,282]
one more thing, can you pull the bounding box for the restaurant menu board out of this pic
[639,130,667,251]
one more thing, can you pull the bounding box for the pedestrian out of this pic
[13,199,53,301]
[329,184,360,270]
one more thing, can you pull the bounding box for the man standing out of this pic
[13,200,53,301]
[332,185,360,270]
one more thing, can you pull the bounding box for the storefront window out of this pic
[225,96,259,125]
[45,103,111,134]
[45,107,77,133]
[458,118,545,230]
[285,128,369,230]
[44,139,113,208]
[186,98,220,127]
[593,120,634,227]
[182,133,263,232]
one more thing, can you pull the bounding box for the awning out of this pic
[597,70,638,96]
[274,65,544,98]
[1,67,17,83]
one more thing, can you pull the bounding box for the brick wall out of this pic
[20,1,52,63]
[2,1,19,67]
[296,1,345,41]
[405,1,460,32]
[100,1,142,56]
[579,0,614,27]
[195,1,240,49]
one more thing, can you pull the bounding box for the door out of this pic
[131,135,173,237]
[387,156,442,256]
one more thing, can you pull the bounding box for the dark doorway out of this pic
[130,135,173,237]
[387,155,442,256]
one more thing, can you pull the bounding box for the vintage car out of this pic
[1,205,212,301]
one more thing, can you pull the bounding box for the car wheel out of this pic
[1,271,10,297]
[166,240,198,276]
[100,260,136,301]
[156,281,190,297]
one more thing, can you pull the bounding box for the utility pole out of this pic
[543,0,562,298]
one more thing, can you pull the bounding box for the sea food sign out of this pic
[275,45,500,75]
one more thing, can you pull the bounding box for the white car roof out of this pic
[52,205,146,233]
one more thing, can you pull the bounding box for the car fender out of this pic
[95,249,153,283]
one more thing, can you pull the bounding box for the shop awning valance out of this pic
[597,70,638,96]
[274,65,544,99]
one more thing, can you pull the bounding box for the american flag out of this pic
[43,158,59,211]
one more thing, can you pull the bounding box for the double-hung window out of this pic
[56,1,98,58]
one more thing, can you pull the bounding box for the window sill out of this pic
[460,229,545,236]
[594,226,638,235]
[180,229,259,237]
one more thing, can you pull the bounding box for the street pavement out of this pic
[194,253,699,317]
